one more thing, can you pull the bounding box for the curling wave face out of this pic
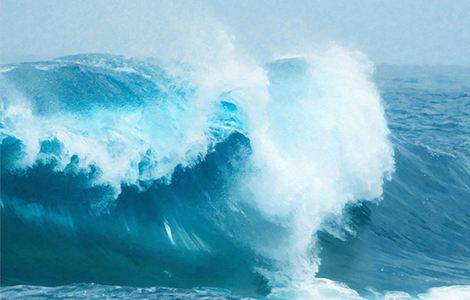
[1,53,468,299]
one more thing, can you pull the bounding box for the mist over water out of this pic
[2,0,470,65]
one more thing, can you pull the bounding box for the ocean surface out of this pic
[1,53,469,299]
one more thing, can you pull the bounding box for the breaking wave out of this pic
[2,52,469,299]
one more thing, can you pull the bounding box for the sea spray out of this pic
[1,47,394,298]
[229,48,395,297]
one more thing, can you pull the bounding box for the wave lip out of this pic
[0,54,246,194]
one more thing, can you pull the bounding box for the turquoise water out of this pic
[1,54,469,299]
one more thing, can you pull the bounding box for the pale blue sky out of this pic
[1,0,469,65]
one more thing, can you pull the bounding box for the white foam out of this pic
[381,285,470,300]
[418,285,470,300]
[163,219,175,245]
[231,47,394,296]
[0,75,213,194]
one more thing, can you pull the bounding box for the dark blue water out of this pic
[1,55,469,299]
[317,65,470,298]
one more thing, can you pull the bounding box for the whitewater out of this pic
[1,47,470,298]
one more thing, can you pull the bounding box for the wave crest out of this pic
[1,49,394,298]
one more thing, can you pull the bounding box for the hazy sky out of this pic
[1,0,469,65]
